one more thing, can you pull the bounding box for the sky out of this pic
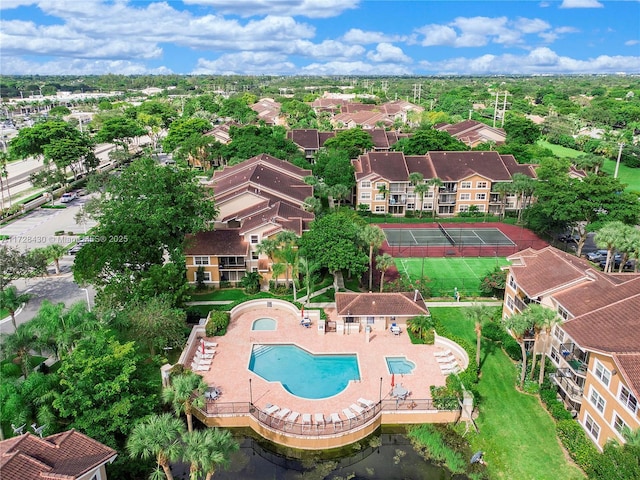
[0,0,639,76]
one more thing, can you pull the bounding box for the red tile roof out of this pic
[335,292,429,317]
[0,430,117,480]
[353,152,409,182]
[185,229,248,256]
[427,151,534,182]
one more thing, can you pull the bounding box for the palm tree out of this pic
[526,304,556,380]
[127,413,185,480]
[270,263,286,290]
[240,271,262,294]
[492,182,512,221]
[360,225,386,291]
[413,183,429,217]
[302,196,322,214]
[595,221,626,273]
[464,303,492,369]
[329,183,351,208]
[428,177,443,218]
[181,428,239,480]
[162,372,207,432]
[512,173,536,224]
[45,244,67,275]
[377,183,388,199]
[1,322,38,378]
[407,314,435,342]
[375,253,394,292]
[0,286,32,331]
[274,231,298,290]
[298,256,318,304]
[536,308,562,385]
[503,311,534,387]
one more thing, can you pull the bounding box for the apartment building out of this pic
[352,150,536,217]
[503,246,640,449]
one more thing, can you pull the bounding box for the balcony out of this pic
[389,194,407,205]
[439,194,456,205]
[219,259,246,270]
[559,343,588,376]
[551,368,584,404]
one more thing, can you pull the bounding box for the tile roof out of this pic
[613,354,640,400]
[335,292,429,317]
[288,129,321,149]
[405,155,437,179]
[353,151,409,182]
[0,430,117,480]
[427,151,523,182]
[184,229,248,256]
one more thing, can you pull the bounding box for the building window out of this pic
[425,191,434,198]
[550,347,560,363]
[458,204,469,212]
[558,306,569,320]
[361,181,371,189]
[594,360,611,387]
[407,192,415,199]
[250,235,259,244]
[460,181,471,189]
[375,193,385,201]
[477,181,488,189]
[506,296,514,311]
[584,413,600,441]
[423,203,433,210]
[553,326,565,342]
[375,205,386,213]
[476,204,486,212]
[407,203,415,210]
[612,414,629,436]
[195,271,211,282]
[375,182,386,190]
[251,251,259,260]
[367,316,375,325]
[360,192,371,200]
[194,256,209,265]
[475,193,486,200]
[589,387,606,414]
[509,275,517,289]
[459,193,471,200]
[619,385,638,414]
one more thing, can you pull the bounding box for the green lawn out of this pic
[538,139,584,158]
[431,307,585,480]
[396,257,510,298]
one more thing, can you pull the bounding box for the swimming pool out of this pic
[386,356,416,375]
[249,344,360,399]
[252,318,276,331]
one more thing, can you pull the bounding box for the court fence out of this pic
[382,240,539,259]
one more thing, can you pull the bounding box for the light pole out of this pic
[379,376,383,404]
[80,288,91,312]
[614,143,624,179]
[249,378,253,406]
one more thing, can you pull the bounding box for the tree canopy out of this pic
[393,128,468,154]
[322,128,373,159]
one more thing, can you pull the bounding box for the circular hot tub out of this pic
[252,318,277,331]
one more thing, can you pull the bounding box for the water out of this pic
[249,344,360,399]
[252,317,277,330]
[386,356,416,375]
[172,428,467,479]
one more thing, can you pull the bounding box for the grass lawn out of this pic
[430,307,585,480]
[0,308,8,319]
[396,257,510,298]
[538,139,584,158]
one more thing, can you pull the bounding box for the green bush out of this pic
[556,420,598,472]
[430,386,459,410]
[205,311,230,336]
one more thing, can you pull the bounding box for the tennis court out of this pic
[384,225,514,247]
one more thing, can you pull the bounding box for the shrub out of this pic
[205,311,230,336]
[556,420,598,472]
[430,386,459,410]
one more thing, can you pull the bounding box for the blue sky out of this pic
[1,0,638,75]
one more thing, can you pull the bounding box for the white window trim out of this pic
[459,193,471,200]
[194,256,210,266]
[361,181,371,188]
[460,181,472,189]
[611,411,629,440]
[588,385,606,416]
[618,384,639,415]
[475,193,486,200]
[250,235,259,244]
[583,413,601,443]
[593,360,611,388]
[477,181,488,189]
[360,192,371,200]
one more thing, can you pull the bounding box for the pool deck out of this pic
[192,305,455,422]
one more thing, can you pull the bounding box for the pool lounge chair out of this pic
[285,411,300,430]
[349,403,365,417]
[436,355,455,364]
[342,408,356,426]
[330,413,342,431]
[302,414,312,433]
[434,349,452,358]
[357,398,375,410]
[259,404,279,421]
[273,408,291,426]
[441,365,462,375]
[195,351,215,359]
[190,362,209,372]
[439,361,458,370]
[202,341,217,348]
[193,358,213,366]
[315,413,325,432]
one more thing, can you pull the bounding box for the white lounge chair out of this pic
[434,349,452,358]
[193,358,213,366]
[274,408,291,426]
[358,398,375,410]
[441,365,462,375]
[195,351,215,359]
[330,412,342,431]
[302,414,312,432]
[436,355,455,364]
[285,411,300,430]
[315,413,325,432]
[202,341,218,347]
[190,362,209,372]
[259,404,279,421]
[342,408,356,425]
[349,403,365,417]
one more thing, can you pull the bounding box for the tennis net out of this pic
[437,223,456,246]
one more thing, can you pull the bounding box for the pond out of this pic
[172,427,468,480]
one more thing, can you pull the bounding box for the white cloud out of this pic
[0,55,172,75]
[0,0,37,9]
[192,52,296,75]
[182,0,359,18]
[418,24,457,46]
[290,40,365,60]
[625,40,639,46]
[301,60,411,75]
[342,28,407,44]
[419,47,640,74]
[366,43,411,64]
[560,0,603,8]
[514,17,550,34]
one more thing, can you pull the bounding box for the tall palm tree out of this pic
[536,308,562,385]
[127,413,185,480]
[464,303,492,369]
[512,173,536,224]
[329,183,351,208]
[428,177,443,218]
[492,182,512,221]
[413,183,429,217]
[526,304,556,380]
[302,196,322,214]
[375,253,394,292]
[360,225,386,291]
[274,231,298,290]
[595,221,626,273]
[270,263,286,290]
[503,311,534,387]
[162,372,207,432]
[182,428,239,480]
[0,286,32,331]
[44,244,67,275]
[407,314,435,342]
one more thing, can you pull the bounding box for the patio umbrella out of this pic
[391,373,395,388]
[301,306,304,318]
[470,451,484,464]
[201,338,205,354]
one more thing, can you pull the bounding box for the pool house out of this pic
[170,296,469,450]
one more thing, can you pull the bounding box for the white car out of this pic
[60,192,77,203]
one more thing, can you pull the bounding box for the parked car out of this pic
[68,237,93,255]
[586,250,609,263]
[599,257,634,271]
[60,191,77,203]
[558,233,580,243]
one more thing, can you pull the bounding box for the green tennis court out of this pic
[384,227,515,247]
[396,257,511,298]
